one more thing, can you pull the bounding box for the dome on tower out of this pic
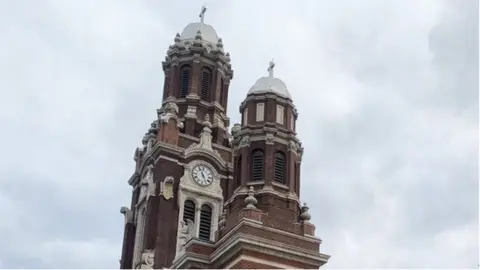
[247,60,292,99]
[177,5,220,46]
[180,23,219,44]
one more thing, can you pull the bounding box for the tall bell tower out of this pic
[119,6,330,269]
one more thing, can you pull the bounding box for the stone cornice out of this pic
[172,219,328,269]
[239,93,297,111]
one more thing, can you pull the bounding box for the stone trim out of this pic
[224,254,299,269]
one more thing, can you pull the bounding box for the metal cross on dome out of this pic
[199,5,207,24]
[268,59,275,77]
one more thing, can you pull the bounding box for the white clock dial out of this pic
[192,165,214,186]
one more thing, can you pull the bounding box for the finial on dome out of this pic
[199,4,207,24]
[268,59,275,78]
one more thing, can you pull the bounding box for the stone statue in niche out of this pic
[177,219,195,251]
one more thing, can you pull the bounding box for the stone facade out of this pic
[119,9,330,270]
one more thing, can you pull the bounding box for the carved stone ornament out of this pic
[139,164,156,201]
[265,133,275,145]
[145,121,158,153]
[218,209,227,229]
[297,146,304,161]
[288,140,298,152]
[300,202,312,222]
[213,113,225,129]
[231,123,241,137]
[158,102,184,128]
[193,53,201,63]
[160,176,175,200]
[244,186,258,209]
[134,147,144,162]
[139,249,155,269]
[120,206,134,224]
[185,115,215,152]
[177,219,195,252]
[185,106,197,118]
[238,135,250,148]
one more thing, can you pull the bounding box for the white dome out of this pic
[180,23,219,44]
[247,76,292,99]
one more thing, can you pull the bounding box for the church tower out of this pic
[119,6,330,269]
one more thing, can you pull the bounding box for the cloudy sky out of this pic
[0,0,478,268]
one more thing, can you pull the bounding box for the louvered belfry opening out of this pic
[200,68,211,101]
[183,200,195,223]
[180,66,190,98]
[274,151,286,183]
[251,149,264,182]
[199,205,212,241]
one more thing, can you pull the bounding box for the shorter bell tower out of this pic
[169,61,330,269]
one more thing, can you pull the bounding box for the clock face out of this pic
[192,165,214,186]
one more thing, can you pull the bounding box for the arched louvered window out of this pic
[199,205,212,241]
[251,149,264,182]
[200,68,211,101]
[183,200,195,223]
[236,155,242,187]
[274,151,286,184]
[180,66,191,98]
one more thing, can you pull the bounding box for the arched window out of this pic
[251,149,264,182]
[199,205,212,241]
[274,151,286,184]
[200,68,212,101]
[180,66,191,98]
[236,155,242,187]
[183,200,195,223]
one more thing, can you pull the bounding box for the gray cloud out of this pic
[0,0,477,268]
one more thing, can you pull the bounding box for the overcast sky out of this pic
[0,0,478,268]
